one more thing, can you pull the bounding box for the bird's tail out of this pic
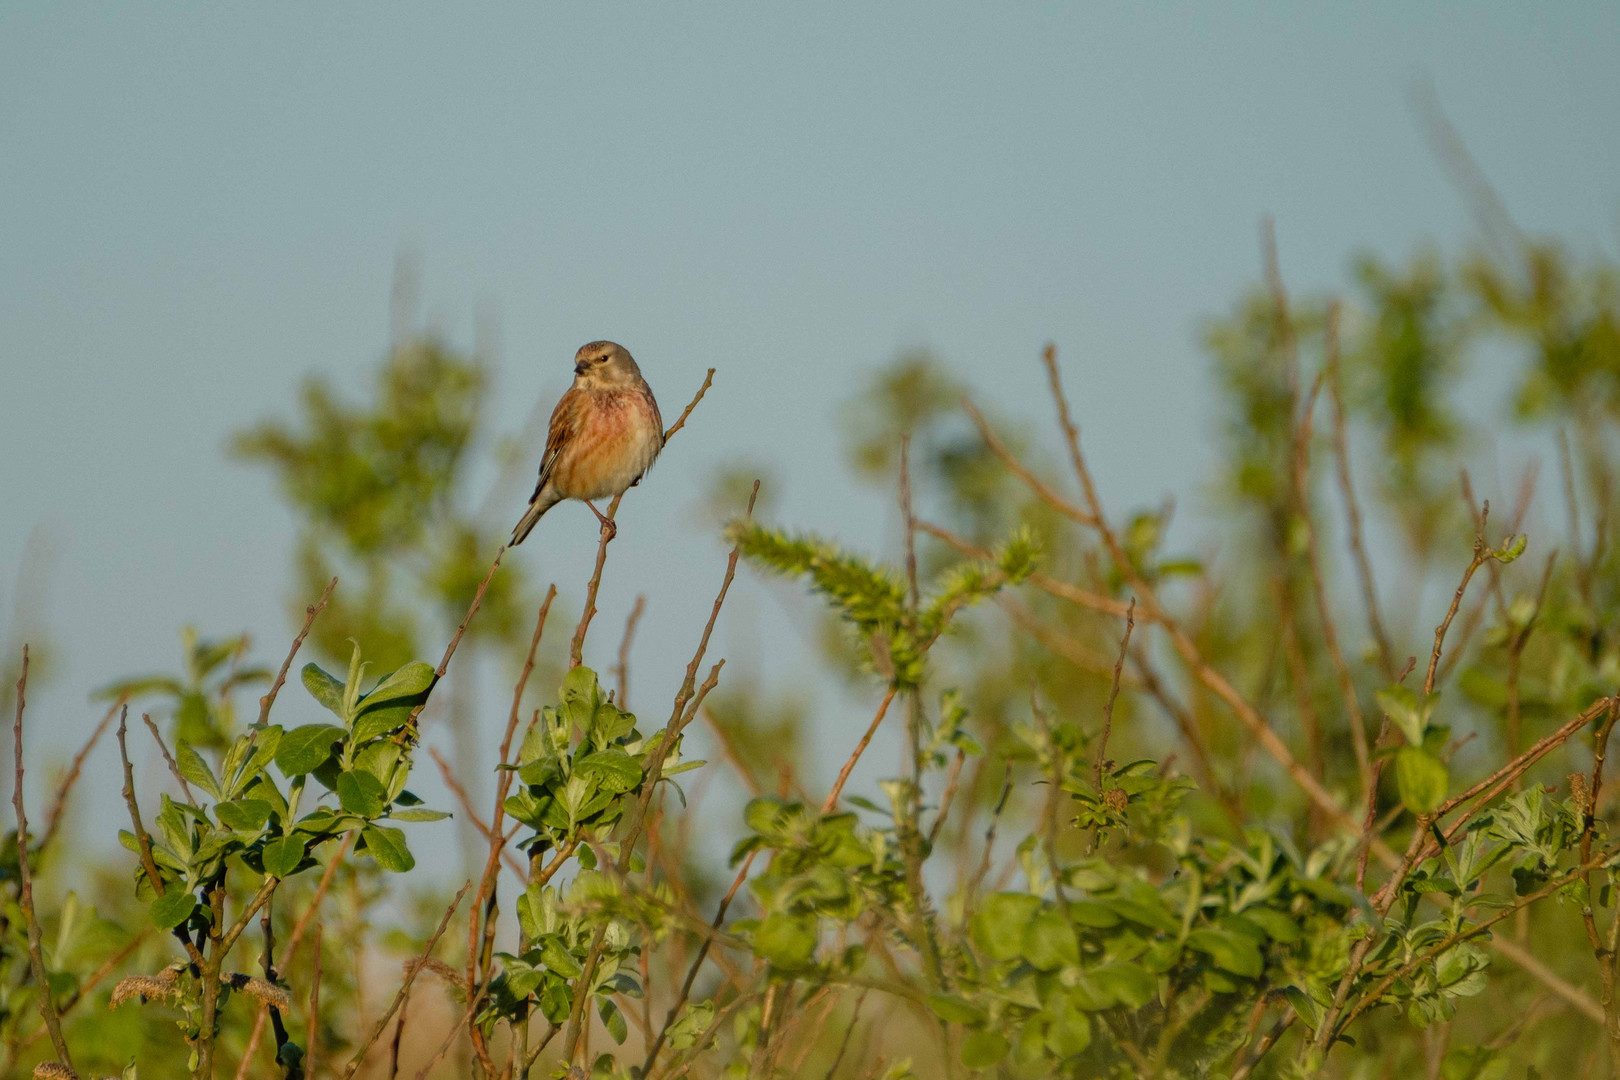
[510,496,555,546]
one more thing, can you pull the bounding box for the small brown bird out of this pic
[510,341,664,545]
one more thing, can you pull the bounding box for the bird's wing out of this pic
[526,386,583,504]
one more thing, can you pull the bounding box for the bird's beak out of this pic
[574,361,588,376]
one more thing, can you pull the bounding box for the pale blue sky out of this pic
[3,4,1617,869]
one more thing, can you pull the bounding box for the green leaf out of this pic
[541,937,583,978]
[1045,997,1092,1058]
[235,727,283,796]
[744,797,791,838]
[1066,899,1121,928]
[388,808,451,823]
[176,741,222,800]
[599,998,628,1045]
[1186,928,1264,978]
[362,825,414,872]
[1377,685,1439,747]
[1022,908,1080,971]
[150,890,198,929]
[301,664,347,719]
[516,887,546,942]
[1242,908,1302,944]
[594,703,637,744]
[275,724,344,777]
[337,770,389,817]
[350,705,412,746]
[560,665,602,731]
[926,994,987,1025]
[1089,962,1156,1007]
[262,835,307,878]
[362,661,436,705]
[971,892,1042,962]
[753,912,818,971]
[1397,747,1449,814]
[574,749,643,794]
[1493,534,1527,564]
[961,1030,1009,1070]
[215,799,273,833]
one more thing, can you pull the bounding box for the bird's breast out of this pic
[553,387,663,500]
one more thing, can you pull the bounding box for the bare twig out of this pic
[40,695,125,851]
[616,594,647,708]
[142,712,195,803]
[413,999,477,1080]
[257,576,337,727]
[927,748,967,848]
[1292,303,1372,799]
[917,520,1132,618]
[1426,510,1491,695]
[1094,600,1137,790]
[307,923,323,1075]
[960,400,1100,529]
[642,849,761,1074]
[1488,936,1604,1024]
[408,547,507,735]
[12,647,73,1069]
[341,882,471,1078]
[430,747,526,878]
[702,708,766,797]
[823,688,898,814]
[662,368,716,444]
[117,707,204,967]
[1326,333,1397,678]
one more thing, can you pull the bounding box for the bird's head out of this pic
[572,341,642,388]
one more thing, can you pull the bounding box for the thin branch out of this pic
[116,707,204,967]
[1488,936,1604,1024]
[1426,511,1491,695]
[142,712,195,803]
[662,368,716,444]
[430,747,525,878]
[1094,599,1136,789]
[341,882,471,1078]
[642,849,761,1074]
[927,748,967,848]
[702,708,765,797]
[413,999,477,1080]
[257,577,337,727]
[616,594,647,709]
[961,400,1100,530]
[1326,328,1397,678]
[12,647,73,1069]
[1293,303,1372,799]
[570,490,626,668]
[306,923,323,1075]
[407,546,507,736]
[916,519,1132,618]
[823,688,898,814]
[40,695,125,851]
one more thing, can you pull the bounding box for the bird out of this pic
[509,340,664,546]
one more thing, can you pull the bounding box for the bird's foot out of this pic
[587,501,618,542]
